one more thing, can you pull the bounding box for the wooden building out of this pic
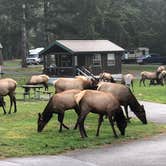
[39,40,124,76]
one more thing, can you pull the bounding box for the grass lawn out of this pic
[133,80,166,104]
[0,97,165,158]
[0,60,165,158]
[0,85,165,158]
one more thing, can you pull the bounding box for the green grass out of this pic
[0,99,165,158]
[0,85,165,158]
[3,59,21,67]
[133,80,166,103]
[122,64,160,74]
[0,60,165,158]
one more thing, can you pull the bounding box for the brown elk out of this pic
[97,82,147,124]
[158,70,166,85]
[53,77,98,93]
[139,71,159,86]
[37,89,81,132]
[75,90,127,138]
[0,78,17,114]
[140,66,165,86]
[25,74,49,92]
[99,72,116,82]
[157,65,165,73]
[121,73,135,91]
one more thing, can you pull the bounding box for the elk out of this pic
[121,73,135,91]
[139,71,159,86]
[53,77,98,93]
[158,70,166,85]
[75,90,127,138]
[37,89,81,132]
[97,82,147,124]
[140,66,165,86]
[157,65,165,73]
[25,74,49,92]
[0,78,17,114]
[99,72,116,82]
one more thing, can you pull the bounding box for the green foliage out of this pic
[1,0,166,59]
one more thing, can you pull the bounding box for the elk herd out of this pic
[0,65,165,139]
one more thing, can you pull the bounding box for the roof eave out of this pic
[39,40,74,56]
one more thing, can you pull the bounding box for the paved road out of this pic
[0,101,166,166]
[140,101,166,124]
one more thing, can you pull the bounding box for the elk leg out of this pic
[82,116,88,137]
[0,96,6,114]
[13,95,17,113]
[58,113,69,132]
[62,123,69,129]
[78,113,88,138]
[139,79,142,86]
[73,107,80,130]
[43,82,48,91]
[108,114,118,138]
[73,118,79,130]
[8,95,13,114]
[96,114,104,136]
[143,79,146,87]
[1,103,6,114]
[78,116,85,138]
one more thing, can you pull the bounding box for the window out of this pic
[92,54,101,67]
[107,53,115,66]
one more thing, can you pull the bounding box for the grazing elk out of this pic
[97,82,147,124]
[0,78,17,114]
[75,90,127,138]
[37,89,81,132]
[53,77,98,93]
[25,74,49,93]
[140,66,165,86]
[99,72,116,82]
[121,73,135,91]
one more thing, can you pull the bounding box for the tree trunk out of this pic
[21,3,27,68]
[43,0,49,46]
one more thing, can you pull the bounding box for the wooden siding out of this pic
[43,52,122,76]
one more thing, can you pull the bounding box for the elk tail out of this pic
[74,90,86,105]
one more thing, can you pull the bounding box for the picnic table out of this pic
[21,85,43,100]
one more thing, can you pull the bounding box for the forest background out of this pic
[0,0,166,60]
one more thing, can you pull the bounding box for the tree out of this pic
[21,3,27,68]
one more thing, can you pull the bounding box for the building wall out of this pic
[88,52,122,75]
[43,52,122,76]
